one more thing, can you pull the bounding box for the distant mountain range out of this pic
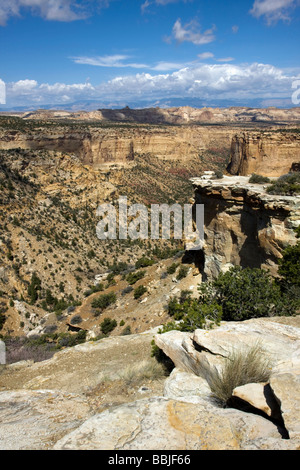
[0,97,297,113]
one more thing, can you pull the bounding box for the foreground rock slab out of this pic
[0,390,91,450]
[53,396,281,450]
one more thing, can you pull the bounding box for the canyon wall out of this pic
[0,125,235,166]
[191,175,300,279]
[227,131,300,177]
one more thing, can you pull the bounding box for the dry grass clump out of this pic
[119,359,168,386]
[200,341,273,407]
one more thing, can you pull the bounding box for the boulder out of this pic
[163,368,211,400]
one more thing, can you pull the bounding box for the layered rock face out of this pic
[190,175,300,279]
[227,131,300,177]
[0,125,234,167]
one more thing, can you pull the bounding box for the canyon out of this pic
[0,106,299,451]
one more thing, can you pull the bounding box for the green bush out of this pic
[0,312,6,330]
[165,292,222,332]
[135,257,154,269]
[100,317,117,335]
[278,227,300,288]
[167,262,179,275]
[121,325,132,336]
[91,292,117,310]
[27,272,42,304]
[176,265,189,280]
[214,170,223,179]
[266,172,300,195]
[134,285,147,299]
[249,174,270,184]
[126,270,146,285]
[198,266,288,321]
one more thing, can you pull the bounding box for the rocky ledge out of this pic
[190,175,300,279]
[0,316,299,450]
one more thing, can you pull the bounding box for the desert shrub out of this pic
[27,272,42,304]
[100,317,117,335]
[198,266,287,321]
[121,325,132,336]
[133,285,147,299]
[266,172,300,195]
[278,227,300,289]
[200,342,273,407]
[70,315,83,325]
[83,283,104,297]
[135,257,154,269]
[176,265,189,280]
[214,170,223,179]
[167,262,179,275]
[91,292,117,311]
[249,173,270,184]
[4,336,56,363]
[0,311,6,330]
[121,285,133,296]
[56,330,87,348]
[166,292,222,332]
[107,261,128,274]
[126,270,145,285]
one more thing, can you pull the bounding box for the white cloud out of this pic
[169,18,216,45]
[141,0,190,13]
[0,78,6,104]
[72,54,149,69]
[217,57,235,62]
[0,0,103,25]
[5,62,298,107]
[250,0,297,24]
[72,54,191,71]
[198,52,214,60]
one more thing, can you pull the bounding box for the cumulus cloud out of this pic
[5,62,298,107]
[169,18,216,45]
[100,63,296,101]
[6,79,96,105]
[250,0,298,24]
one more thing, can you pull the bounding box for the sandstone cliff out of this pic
[190,175,300,279]
[227,131,300,177]
[0,124,234,167]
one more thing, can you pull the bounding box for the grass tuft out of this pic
[198,341,273,407]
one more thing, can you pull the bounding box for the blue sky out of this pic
[0,0,300,108]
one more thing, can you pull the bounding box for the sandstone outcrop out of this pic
[190,175,300,278]
[0,317,299,450]
[227,131,300,177]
